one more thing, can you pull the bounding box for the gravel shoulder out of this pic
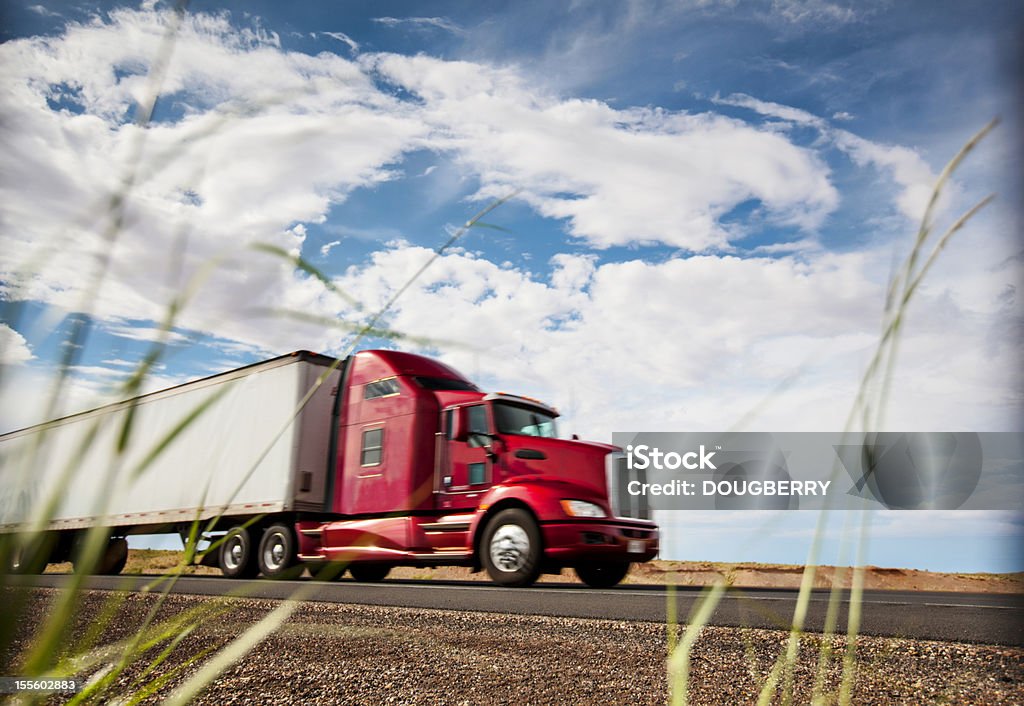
[3,588,1022,705]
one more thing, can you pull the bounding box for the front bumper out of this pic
[540,519,659,563]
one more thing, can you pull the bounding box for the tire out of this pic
[6,540,49,575]
[574,561,631,588]
[97,538,129,575]
[307,562,347,581]
[257,524,302,579]
[220,526,259,579]
[71,531,125,575]
[7,532,58,575]
[348,563,391,582]
[481,508,542,587]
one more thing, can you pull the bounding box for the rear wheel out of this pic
[348,563,391,582]
[481,508,542,587]
[574,561,631,588]
[258,524,302,579]
[220,526,258,579]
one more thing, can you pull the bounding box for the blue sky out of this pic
[1,1,1022,572]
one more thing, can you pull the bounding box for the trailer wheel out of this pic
[6,539,49,575]
[348,563,391,582]
[482,508,542,587]
[220,526,258,579]
[258,524,302,579]
[70,532,127,575]
[97,538,129,575]
[574,561,631,588]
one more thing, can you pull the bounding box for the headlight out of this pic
[560,499,606,518]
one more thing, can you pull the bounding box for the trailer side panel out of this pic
[0,356,334,532]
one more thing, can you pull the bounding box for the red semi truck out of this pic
[0,350,658,587]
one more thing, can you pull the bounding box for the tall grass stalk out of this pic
[667,581,727,706]
[838,508,871,705]
[848,118,998,431]
[667,118,998,705]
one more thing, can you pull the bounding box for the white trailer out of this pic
[0,351,340,576]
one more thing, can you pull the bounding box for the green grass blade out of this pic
[250,242,361,307]
[667,581,727,706]
[162,593,311,706]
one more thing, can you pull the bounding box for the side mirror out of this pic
[470,432,499,459]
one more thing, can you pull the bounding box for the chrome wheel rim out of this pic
[224,535,244,571]
[263,532,286,571]
[489,524,530,572]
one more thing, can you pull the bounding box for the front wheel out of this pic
[258,524,302,579]
[307,562,347,581]
[574,561,631,588]
[481,508,542,587]
[348,563,391,582]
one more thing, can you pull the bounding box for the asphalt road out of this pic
[15,574,1024,647]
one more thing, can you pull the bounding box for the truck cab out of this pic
[298,350,659,588]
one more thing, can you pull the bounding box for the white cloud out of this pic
[713,92,826,128]
[770,0,859,25]
[370,54,839,250]
[0,7,847,363]
[320,239,343,257]
[713,92,938,223]
[0,325,34,365]
[0,8,1018,443]
[0,9,429,355]
[0,366,99,432]
[103,324,194,345]
[372,16,466,36]
[28,4,61,18]
[831,130,937,222]
[321,31,359,53]
[335,241,1019,437]
[0,359,192,433]
[101,358,152,369]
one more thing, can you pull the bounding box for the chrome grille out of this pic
[605,451,651,520]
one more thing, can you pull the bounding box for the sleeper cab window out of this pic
[364,377,400,400]
[361,427,384,466]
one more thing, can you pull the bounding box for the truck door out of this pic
[439,404,491,507]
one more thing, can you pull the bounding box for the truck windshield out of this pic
[493,403,558,438]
